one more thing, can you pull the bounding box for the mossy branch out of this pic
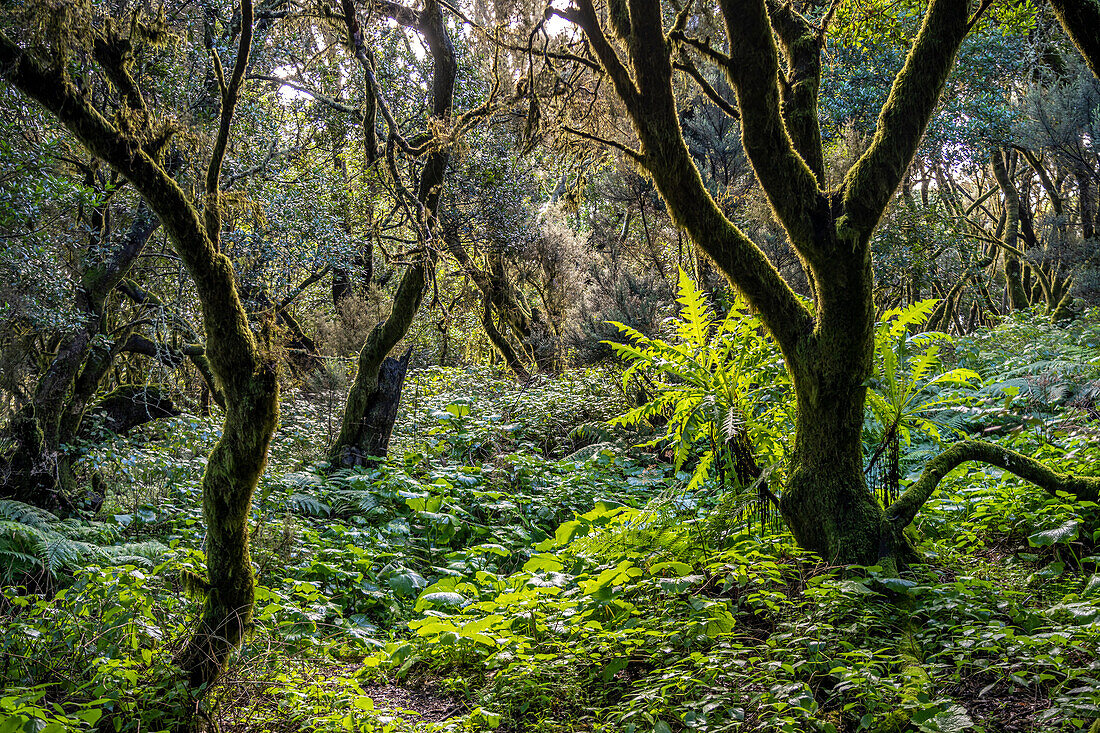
[552,0,641,115]
[718,0,823,254]
[765,0,826,186]
[1049,0,1100,79]
[559,0,814,358]
[886,440,1100,529]
[840,0,968,239]
[205,0,253,246]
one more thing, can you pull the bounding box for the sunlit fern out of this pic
[867,299,982,447]
[605,268,793,496]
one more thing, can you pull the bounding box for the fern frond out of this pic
[675,267,713,346]
[0,499,59,528]
[721,406,745,443]
[289,493,331,517]
[104,541,170,563]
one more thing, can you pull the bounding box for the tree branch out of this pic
[765,0,826,184]
[718,0,823,254]
[887,439,1100,529]
[839,0,968,240]
[552,1,641,116]
[205,0,254,246]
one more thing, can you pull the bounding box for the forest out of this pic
[2,0,1100,729]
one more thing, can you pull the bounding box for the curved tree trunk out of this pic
[329,0,456,466]
[0,0,280,689]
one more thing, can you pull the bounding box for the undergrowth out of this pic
[2,313,1100,732]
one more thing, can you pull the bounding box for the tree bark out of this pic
[556,0,967,563]
[329,0,456,465]
[1050,0,1100,79]
[991,150,1030,311]
[0,0,280,688]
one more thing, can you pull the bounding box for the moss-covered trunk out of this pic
[0,0,281,690]
[555,0,968,563]
[176,361,278,686]
[782,380,885,564]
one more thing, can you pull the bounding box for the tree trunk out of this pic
[329,0,456,461]
[330,348,411,465]
[781,380,886,564]
[0,1,281,689]
[553,0,967,564]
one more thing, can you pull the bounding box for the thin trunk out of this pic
[329,0,456,466]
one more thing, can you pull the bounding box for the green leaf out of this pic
[523,554,564,572]
[416,592,466,611]
[387,569,427,597]
[1028,520,1079,547]
[650,561,693,577]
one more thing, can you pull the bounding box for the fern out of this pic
[0,499,168,582]
[604,268,794,515]
[867,300,981,448]
[289,493,331,517]
[866,301,982,501]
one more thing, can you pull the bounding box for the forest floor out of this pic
[3,313,1100,732]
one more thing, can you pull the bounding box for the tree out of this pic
[328,0,459,465]
[538,0,1100,563]
[0,0,279,688]
[1049,0,1100,79]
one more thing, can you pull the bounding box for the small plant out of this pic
[865,300,981,500]
[606,269,793,502]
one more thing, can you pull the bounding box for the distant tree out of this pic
[327,0,459,465]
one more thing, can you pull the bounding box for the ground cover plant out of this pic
[3,0,1100,728]
[1,306,1099,732]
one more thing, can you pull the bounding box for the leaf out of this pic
[1028,520,1079,547]
[524,554,564,572]
[650,561,693,577]
[415,592,466,611]
[445,401,471,418]
[387,569,428,597]
[553,520,584,547]
[920,703,974,733]
[876,576,918,594]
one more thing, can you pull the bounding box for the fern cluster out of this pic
[0,499,168,584]
[866,299,982,447]
[605,268,794,497]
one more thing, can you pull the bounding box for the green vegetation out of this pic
[2,0,1100,729]
[2,307,1099,731]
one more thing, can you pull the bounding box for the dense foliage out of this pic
[2,0,1100,729]
[1,306,1098,731]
